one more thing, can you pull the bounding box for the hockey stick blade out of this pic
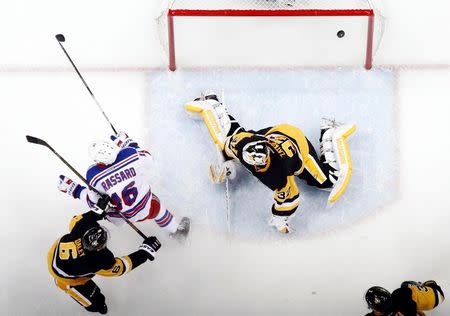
[26,135,49,147]
[55,34,65,42]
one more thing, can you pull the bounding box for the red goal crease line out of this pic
[167,9,375,71]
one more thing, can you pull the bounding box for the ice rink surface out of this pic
[149,69,397,238]
[2,0,450,315]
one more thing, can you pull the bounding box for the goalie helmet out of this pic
[89,140,119,165]
[242,138,270,166]
[82,226,109,252]
[365,286,392,312]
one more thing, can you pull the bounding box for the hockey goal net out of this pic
[156,0,384,70]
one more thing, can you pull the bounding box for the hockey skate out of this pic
[320,118,356,205]
[170,217,191,244]
[269,215,291,234]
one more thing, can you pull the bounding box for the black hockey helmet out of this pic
[365,286,392,312]
[242,136,270,166]
[82,226,108,252]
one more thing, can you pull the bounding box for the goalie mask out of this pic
[365,286,392,312]
[242,138,270,166]
[89,140,119,165]
[82,226,109,252]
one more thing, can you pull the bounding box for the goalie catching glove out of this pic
[139,236,162,261]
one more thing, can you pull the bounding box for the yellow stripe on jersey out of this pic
[47,240,92,287]
[273,176,300,213]
[265,124,310,162]
[224,132,255,159]
[409,284,439,311]
[69,214,84,232]
[96,256,133,277]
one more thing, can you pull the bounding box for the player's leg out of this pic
[297,138,336,189]
[269,176,300,233]
[55,279,107,314]
[139,194,190,241]
[185,91,244,148]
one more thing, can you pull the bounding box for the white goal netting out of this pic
[156,0,385,69]
[165,0,372,10]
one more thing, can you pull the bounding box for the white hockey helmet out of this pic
[242,139,270,166]
[89,140,119,165]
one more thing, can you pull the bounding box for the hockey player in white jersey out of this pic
[58,132,190,241]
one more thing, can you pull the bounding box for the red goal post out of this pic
[156,0,384,71]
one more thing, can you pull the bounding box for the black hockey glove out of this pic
[139,236,161,261]
[96,195,111,211]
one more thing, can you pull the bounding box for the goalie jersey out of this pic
[223,124,311,216]
[47,211,148,286]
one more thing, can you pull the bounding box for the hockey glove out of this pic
[139,236,161,261]
[96,195,111,211]
[209,160,236,184]
[58,175,85,199]
[110,131,137,149]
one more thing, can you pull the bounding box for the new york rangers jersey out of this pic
[82,145,156,225]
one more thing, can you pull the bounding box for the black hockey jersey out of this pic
[224,124,311,216]
[47,211,147,286]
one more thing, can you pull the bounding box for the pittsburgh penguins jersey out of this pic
[365,281,445,316]
[224,124,310,216]
[79,144,154,225]
[391,281,445,316]
[47,211,148,286]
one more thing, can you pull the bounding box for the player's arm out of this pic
[96,236,161,277]
[110,131,139,149]
[223,131,257,161]
[58,175,102,208]
[68,207,106,234]
[272,176,300,217]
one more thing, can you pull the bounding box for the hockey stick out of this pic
[26,135,147,239]
[55,34,118,134]
[221,89,232,236]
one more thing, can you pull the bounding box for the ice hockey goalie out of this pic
[185,91,356,233]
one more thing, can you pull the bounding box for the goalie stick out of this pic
[55,34,118,134]
[221,90,231,236]
[26,135,147,239]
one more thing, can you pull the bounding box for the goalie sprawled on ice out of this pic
[185,91,356,234]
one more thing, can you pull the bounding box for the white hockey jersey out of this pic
[80,145,155,225]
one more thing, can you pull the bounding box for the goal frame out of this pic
[166,8,375,71]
